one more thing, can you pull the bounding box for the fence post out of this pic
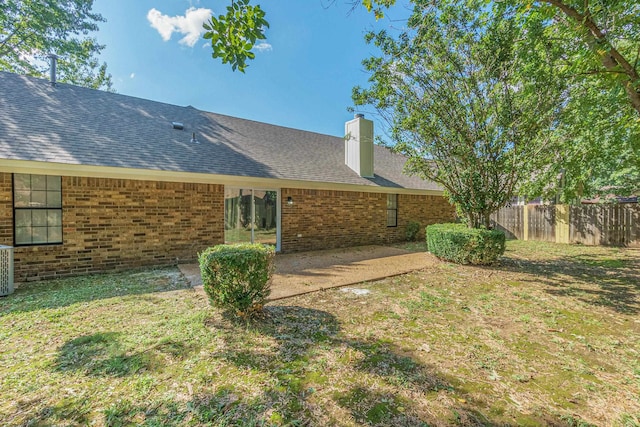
[523,205,529,241]
[555,204,570,244]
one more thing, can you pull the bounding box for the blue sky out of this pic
[92,1,408,138]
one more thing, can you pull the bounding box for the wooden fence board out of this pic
[490,206,524,239]
[528,205,556,242]
[493,204,639,247]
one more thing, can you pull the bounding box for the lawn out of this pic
[0,241,638,426]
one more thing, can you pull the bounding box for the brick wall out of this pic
[281,188,454,252]
[394,193,457,241]
[0,173,224,282]
[0,173,454,280]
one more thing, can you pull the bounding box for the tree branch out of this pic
[539,0,640,114]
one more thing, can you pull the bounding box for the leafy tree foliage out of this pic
[203,0,269,73]
[0,0,112,90]
[504,0,640,200]
[203,0,396,72]
[520,76,640,202]
[511,0,640,116]
[353,2,561,228]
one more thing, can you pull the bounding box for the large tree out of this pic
[512,0,640,116]
[0,0,112,90]
[503,0,640,200]
[519,73,640,202]
[353,2,562,228]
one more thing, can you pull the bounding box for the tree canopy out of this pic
[0,0,112,90]
[516,0,640,116]
[501,0,640,200]
[353,2,562,228]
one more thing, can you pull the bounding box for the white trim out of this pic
[0,159,443,196]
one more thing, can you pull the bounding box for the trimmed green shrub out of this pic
[405,221,421,241]
[198,243,275,317]
[426,223,505,265]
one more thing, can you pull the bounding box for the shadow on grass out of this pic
[54,332,196,377]
[495,250,640,314]
[0,267,191,317]
[202,305,574,426]
[33,306,591,426]
[7,395,95,427]
[100,388,270,427]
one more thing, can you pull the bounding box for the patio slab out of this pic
[178,245,436,300]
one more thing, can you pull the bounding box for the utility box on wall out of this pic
[0,245,14,296]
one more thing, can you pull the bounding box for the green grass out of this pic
[1,241,639,426]
[224,227,277,245]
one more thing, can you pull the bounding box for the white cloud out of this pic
[147,7,212,47]
[129,73,135,79]
[254,42,273,52]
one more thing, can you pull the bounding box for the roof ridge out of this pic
[0,71,342,140]
[199,110,342,140]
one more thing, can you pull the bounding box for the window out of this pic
[386,194,398,227]
[13,174,62,245]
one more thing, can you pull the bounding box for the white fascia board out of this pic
[0,159,444,196]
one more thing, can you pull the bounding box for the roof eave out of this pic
[0,159,444,196]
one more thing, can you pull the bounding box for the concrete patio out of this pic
[178,245,436,300]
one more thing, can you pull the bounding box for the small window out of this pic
[386,194,398,227]
[13,174,63,246]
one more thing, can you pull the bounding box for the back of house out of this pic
[0,71,454,282]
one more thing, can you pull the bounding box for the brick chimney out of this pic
[344,114,374,178]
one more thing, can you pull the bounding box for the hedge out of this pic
[426,223,505,265]
[198,243,275,317]
[405,221,421,241]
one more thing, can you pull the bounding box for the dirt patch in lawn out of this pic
[180,245,437,300]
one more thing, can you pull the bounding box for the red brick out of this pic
[0,173,224,282]
[280,188,454,252]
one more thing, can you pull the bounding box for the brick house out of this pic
[0,72,454,282]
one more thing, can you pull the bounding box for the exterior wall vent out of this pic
[172,122,184,130]
[345,114,374,178]
[0,245,14,296]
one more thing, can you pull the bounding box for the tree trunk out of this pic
[467,213,476,229]
[484,213,491,230]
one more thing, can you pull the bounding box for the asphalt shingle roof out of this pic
[0,72,440,191]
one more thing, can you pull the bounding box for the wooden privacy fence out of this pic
[490,204,640,247]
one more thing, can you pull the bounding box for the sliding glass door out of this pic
[224,187,279,249]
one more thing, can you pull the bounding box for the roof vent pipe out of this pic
[48,53,58,86]
[190,132,199,144]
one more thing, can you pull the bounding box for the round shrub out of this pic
[198,243,275,317]
[426,223,505,265]
[405,220,421,241]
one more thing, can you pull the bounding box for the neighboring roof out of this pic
[0,72,440,192]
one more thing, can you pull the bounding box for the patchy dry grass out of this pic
[0,241,638,426]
